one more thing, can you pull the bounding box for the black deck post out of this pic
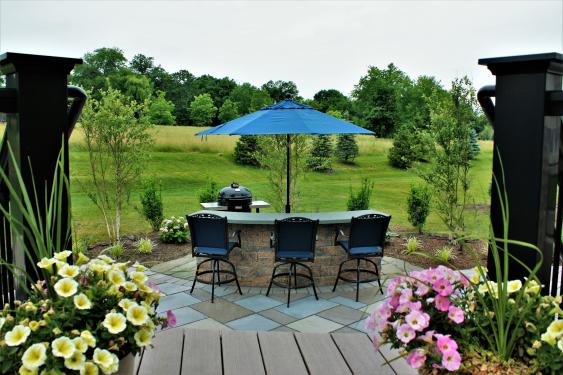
[0,53,82,299]
[478,53,563,291]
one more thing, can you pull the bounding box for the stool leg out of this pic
[309,265,319,300]
[333,261,344,292]
[217,261,221,284]
[266,264,278,296]
[293,263,298,290]
[375,262,383,294]
[211,259,217,303]
[190,260,201,294]
[356,258,360,302]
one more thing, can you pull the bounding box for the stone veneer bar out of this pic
[189,210,388,287]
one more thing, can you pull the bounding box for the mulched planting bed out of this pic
[385,228,487,270]
[85,232,191,267]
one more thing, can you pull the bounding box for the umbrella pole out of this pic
[285,134,291,213]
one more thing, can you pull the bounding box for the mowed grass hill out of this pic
[3,125,494,241]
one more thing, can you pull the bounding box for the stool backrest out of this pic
[274,217,319,260]
[187,213,228,254]
[349,214,391,251]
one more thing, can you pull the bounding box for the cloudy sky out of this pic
[0,0,561,98]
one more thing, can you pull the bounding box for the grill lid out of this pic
[218,182,252,204]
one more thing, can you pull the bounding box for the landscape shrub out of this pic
[105,242,125,259]
[307,135,334,172]
[234,135,261,166]
[468,128,481,160]
[479,125,494,140]
[137,237,154,254]
[402,236,421,255]
[160,216,189,244]
[406,185,431,233]
[434,245,456,264]
[336,134,359,163]
[148,90,176,125]
[388,125,417,169]
[347,178,374,211]
[197,178,218,203]
[139,178,164,231]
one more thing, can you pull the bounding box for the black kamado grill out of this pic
[218,182,252,212]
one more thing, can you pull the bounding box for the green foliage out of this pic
[130,53,155,75]
[72,238,89,255]
[159,216,189,244]
[479,125,494,141]
[197,178,218,203]
[419,76,476,242]
[234,135,261,166]
[218,98,239,123]
[312,89,351,112]
[81,88,153,242]
[434,245,455,264]
[105,242,125,259]
[257,135,308,212]
[229,83,272,114]
[388,125,417,169]
[407,185,431,233]
[139,178,164,231]
[148,91,176,125]
[307,135,334,172]
[336,134,359,163]
[469,128,481,159]
[190,93,217,126]
[402,236,421,255]
[347,178,374,211]
[136,237,154,254]
[261,80,300,102]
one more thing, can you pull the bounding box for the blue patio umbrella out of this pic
[197,100,375,213]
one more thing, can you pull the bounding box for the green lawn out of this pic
[66,125,493,242]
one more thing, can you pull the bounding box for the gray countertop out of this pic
[189,209,389,225]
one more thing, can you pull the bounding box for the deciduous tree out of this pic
[190,93,217,126]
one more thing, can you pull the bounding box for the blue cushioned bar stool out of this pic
[333,213,391,302]
[187,213,243,303]
[266,217,319,307]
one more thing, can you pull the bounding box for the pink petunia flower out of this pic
[406,349,427,369]
[396,324,416,344]
[435,334,458,353]
[399,288,413,305]
[418,330,435,343]
[148,281,160,293]
[448,305,465,324]
[415,283,430,296]
[166,309,177,328]
[433,278,454,297]
[405,310,428,332]
[377,302,393,320]
[441,349,462,371]
[434,295,451,312]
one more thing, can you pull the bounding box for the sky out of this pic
[0,0,561,98]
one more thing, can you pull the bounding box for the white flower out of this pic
[173,226,179,230]
[54,277,78,297]
[58,264,80,278]
[184,223,189,228]
[108,269,126,286]
[73,337,89,353]
[507,280,522,294]
[21,343,47,369]
[37,257,56,269]
[80,362,99,375]
[93,349,118,371]
[52,336,76,358]
[162,228,168,233]
[547,320,563,338]
[80,330,96,348]
[134,329,153,347]
[54,250,72,261]
[65,351,86,371]
[130,271,147,285]
[127,305,149,326]
[118,299,136,312]
[5,325,31,346]
[18,366,38,375]
[74,293,92,310]
[103,313,127,334]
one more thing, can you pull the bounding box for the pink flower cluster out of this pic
[365,266,467,372]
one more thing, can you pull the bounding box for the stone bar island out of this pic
[189,210,388,287]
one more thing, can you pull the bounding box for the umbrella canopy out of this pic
[196,100,375,212]
[197,100,374,136]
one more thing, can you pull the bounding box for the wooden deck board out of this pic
[331,333,395,375]
[295,332,352,375]
[137,328,184,375]
[257,331,308,375]
[182,329,222,375]
[221,330,265,375]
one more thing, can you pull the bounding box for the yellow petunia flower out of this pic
[97,255,115,264]
[127,305,149,326]
[507,280,522,294]
[58,264,80,278]
[130,271,147,285]
[5,325,31,346]
[76,253,90,265]
[54,250,72,261]
[88,260,110,273]
[107,270,126,286]
[0,317,5,330]
[73,293,92,310]
[99,353,119,374]
[547,320,563,338]
[102,313,127,334]
[80,362,99,375]
[51,336,76,359]
[28,321,40,332]
[37,257,56,269]
[21,343,47,369]
[118,299,136,312]
[80,330,96,348]
[73,337,88,353]
[541,332,556,346]
[18,366,38,375]
[64,350,86,371]
[525,279,541,294]
[124,282,138,292]
[134,329,153,347]
[54,278,78,298]
[93,348,115,369]
[133,262,147,272]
